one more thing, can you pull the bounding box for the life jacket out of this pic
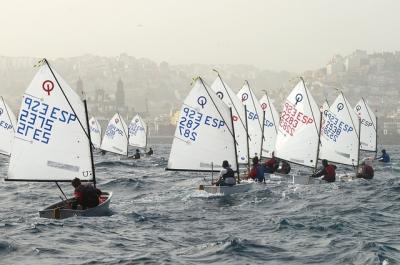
[363,165,374,179]
[76,184,100,209]
[253,164,264,182]
[323,165,336,182]
[222,168,235,180]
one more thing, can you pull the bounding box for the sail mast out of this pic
[230,107,240,182]
[314,112,323,173]
[84,100,96,186]
[244,104,250,169]
[260,110,266,158]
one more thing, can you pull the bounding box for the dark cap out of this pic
[222,160,229,168]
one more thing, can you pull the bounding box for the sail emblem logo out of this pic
[337,103,344,112]
[115,118,119,124]
[197,96,207,108]
[261,103,267,110]
[216,92,224,100]
[135,118,139,123]
[241,93,249,102]
[232,115,238,121]
[0,107,3,116]
[42,80,54,96]
[294,94,303,105]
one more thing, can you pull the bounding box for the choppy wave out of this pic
[0,144,399,264]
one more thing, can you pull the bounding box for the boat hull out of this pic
[266,173,325,185]
[199,182,254,195]
[39,192,113,219]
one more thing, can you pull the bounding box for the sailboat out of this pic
[354,98,377,154]
[89,116,102,149]
[236,81,263,160]
[6,59,112,219]
[128,114,148,152]
[210,72,248,164]
[273,78,322,184]
[166,77,253,195]
[100,113,129,156]
[258,93,279,158]
[0,96,17,156]
[319,92,360,167]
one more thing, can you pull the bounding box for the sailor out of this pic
[215,160,236,186]
[71,177,101,210]
[376,149,390,163]
[311,159,336,183]
[133,149,141,159]
[248,156,265,182]
[356,159,374,180]
[146,147,153,156]
[264,151,278,173]
[277,160,291,174]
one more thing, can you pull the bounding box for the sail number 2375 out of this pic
[178,106,225,142]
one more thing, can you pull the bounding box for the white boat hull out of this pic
[266,173,325,185]
[39,192,112,219]
[199,182,254,195]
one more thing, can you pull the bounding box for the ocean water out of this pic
[0,144,399,265]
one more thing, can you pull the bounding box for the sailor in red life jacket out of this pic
[248,156,265,182]
[311,159,336,183]
[356,159,374,180]
[264,151,278,173]
[71,177,101,210]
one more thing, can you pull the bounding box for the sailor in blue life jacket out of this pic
[376,149,390,163]
[215,160,236,186]
[248,156,265,182]
[311,159,336,183]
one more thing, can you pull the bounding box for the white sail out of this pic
[101,113,128,155]
[167,77,237,171]
[7,62,93,181]
[89,117,102,149]
[236,82,263,158]
[210,76,248,163]
[259,94,279,158]
[354,99,376,152]
[275,80,321,168]
[0,97,17,156]
[128,114,147,149]
[319,93,360,166]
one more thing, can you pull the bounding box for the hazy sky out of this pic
[1,0,400,72]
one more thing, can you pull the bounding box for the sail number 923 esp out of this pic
[178,106,225,142]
